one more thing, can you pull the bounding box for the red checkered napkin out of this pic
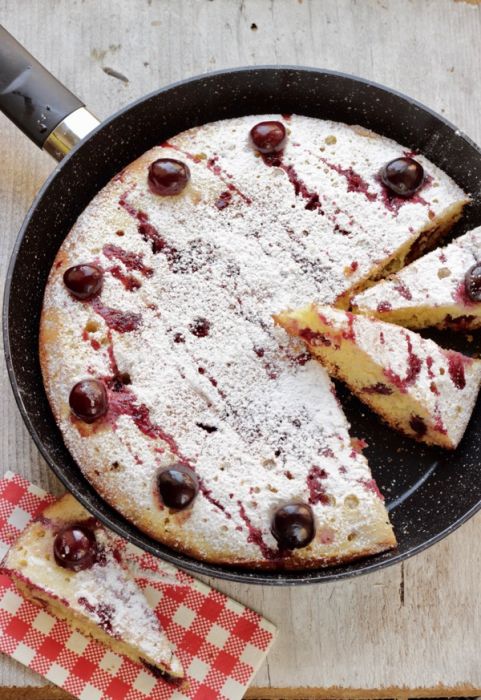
[0,472,276,700]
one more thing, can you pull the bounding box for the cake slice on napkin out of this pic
[1,493,183,679]
[352,226,481,330]
[275,304,481,449]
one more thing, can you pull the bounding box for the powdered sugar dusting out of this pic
[74,527,176,669]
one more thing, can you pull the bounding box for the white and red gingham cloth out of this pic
[0,472,276,700]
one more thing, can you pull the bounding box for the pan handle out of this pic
[0,26,100,161]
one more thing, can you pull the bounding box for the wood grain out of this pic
[0,686,479,700]
[0,0,481,696]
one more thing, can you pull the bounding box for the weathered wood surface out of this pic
[0,0,481,696]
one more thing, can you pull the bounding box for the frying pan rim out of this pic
[3,64,481,585]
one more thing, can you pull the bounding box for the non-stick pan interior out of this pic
[5,67,481,584]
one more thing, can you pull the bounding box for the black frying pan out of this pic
[2,26,481,585]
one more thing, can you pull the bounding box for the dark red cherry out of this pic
[271,502,315,550]
[465,262,481,302]
[63,264,103,300]
[380,157,424,197]
[69,379,108,423]
[157,464,199,510]
[148,159,190,196]
[53,524,98,571]
[250,121,287,154]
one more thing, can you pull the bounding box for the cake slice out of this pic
[275,304,481,449]
[1,494,183,679]
[352,226,481,330]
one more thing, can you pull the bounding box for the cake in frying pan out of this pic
[40,114,468,569]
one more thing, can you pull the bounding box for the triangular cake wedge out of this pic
[352,226,481,330]
[275,304,481,449]
[1,494,183,680]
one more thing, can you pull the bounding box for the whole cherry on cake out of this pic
[380,156,424,197]
[54,524,98,571]
[271,503,315,550]
[250,121,287,154]
[63,264,103,300]
[156,464,199,510]
[69,379,108,423]
[148,158,190,196]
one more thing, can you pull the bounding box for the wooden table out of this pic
[1,0,481,697]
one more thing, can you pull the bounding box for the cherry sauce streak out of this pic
[426,356,435,379]
[215,190,233,210]
[350,437,367,453]
[78,597,114,633]
[262,153,323,212]
[82,330,101,351]
[91,297,142,333]
[207,156,252,204]
[383,333,422,392]
[433,409,448,435]
[307,149,432,222]
[161,140,252,205]
[377,301,392,313]
[358,478,383,500]
[444,350,469,390]
[119,195,179,262]
[393,280,413,300]
[320,159,377,202]
[238,502,279,560]
[109,266,141,291]
[299,328,333,347]
[103,244,153,277]
[342,313,356,341]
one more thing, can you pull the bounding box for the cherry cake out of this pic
[40,115,469,569]
[275,304,481,449]
[2,494,183,678]
[353,225,481,330]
